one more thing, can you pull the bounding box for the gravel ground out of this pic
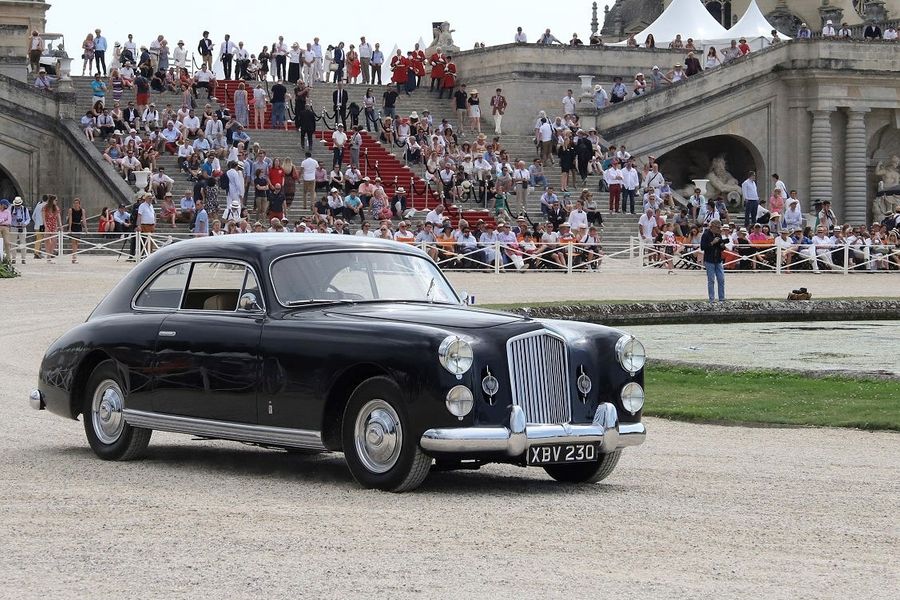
[1,261,897,598]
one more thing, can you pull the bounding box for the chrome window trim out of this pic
[268,248,460,308]
[123,409,326,450]
[132,258,266,315]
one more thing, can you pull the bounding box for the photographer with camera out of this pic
[701,219,727,302]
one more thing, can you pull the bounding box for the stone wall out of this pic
[0,73,132,215]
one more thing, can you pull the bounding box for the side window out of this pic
[182,262,249,311]
[240,270,264,310]
[134,263,190,309]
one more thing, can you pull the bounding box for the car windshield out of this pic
[271,251,459,306]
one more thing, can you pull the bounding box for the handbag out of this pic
[510,254,526,271]
[329,63,338,72]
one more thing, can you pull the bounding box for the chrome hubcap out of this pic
[354,399,402,474]
[92,380,124,445]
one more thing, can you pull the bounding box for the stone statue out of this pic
[873,155,900,217]
[427,22,459,54]
[876,155,900,190]
[680,155,743,201]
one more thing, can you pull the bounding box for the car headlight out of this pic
[438,335,473,375]
[446,385,474,417]
[621,382,645,414]
[615,335,646,375]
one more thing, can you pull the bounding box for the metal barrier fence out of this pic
[3,232,899,274]
[635,238,900,274]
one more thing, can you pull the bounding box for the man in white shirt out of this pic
[358,36,373,84]
[562,90,577,117]
[688,187,705,222]
[512,160,530,215]
[274,36,288,81]
[193,64,214,100]
[331,125,347,170]
[621,162,639,214]
[136,193,157,233]
[150,168,174,199]
[425,204,445,226]
[741,171,759,228]
[538,118,554,165]
[300,151,318,210]
[808,225,836,273]
[312,37,324,82]
[118,149,142,181]
[604,161,624,212]
[235,42,250,79]
[220,34,236,79]
[182,109,201,138]
[642,164,665,196]
[821,20,836,37]
[303,43,316,86]
[538,29,561,45]
[638,208,656,242]
[514,27,527,43]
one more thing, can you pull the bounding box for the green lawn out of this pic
[644,366,900,431]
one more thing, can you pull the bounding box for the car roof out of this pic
[152,233,427,262]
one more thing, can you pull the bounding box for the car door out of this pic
[152,260,264,423]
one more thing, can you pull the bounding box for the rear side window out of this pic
[134,263,190,309]
[182,262,251,311]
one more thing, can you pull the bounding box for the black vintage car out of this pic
[30,235,646,491]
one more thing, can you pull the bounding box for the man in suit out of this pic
[333,82,349,130]
[198,31,214,70]
[864,21,882,40]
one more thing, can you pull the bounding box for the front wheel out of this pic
[83,360,152,461]
[543,450,621,483]
[342,377,431,492]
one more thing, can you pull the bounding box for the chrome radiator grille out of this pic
[506,331,572,425]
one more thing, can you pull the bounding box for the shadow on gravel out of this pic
[47,444,634,494]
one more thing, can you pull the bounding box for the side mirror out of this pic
[238,292,261,312]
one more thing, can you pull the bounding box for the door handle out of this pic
[159,330,177,337]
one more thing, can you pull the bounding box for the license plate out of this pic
[526,443,598,465]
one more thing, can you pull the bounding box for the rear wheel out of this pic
[83,360,152,461]
[543,450,621,483]
[341,377,431,492]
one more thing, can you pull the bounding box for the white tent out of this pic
[723,1,788,41]
[612,0,729,46]
[703,1,789,51]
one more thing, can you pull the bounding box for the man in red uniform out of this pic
[439,56,456,99]
[391,49,408,92]
[412,43,426,87]
[429,47,446,92]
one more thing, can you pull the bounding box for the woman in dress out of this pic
[233,82,249,127]
[557,133,577,192]
[97,207,114,233]
[43,195,61,263]
[282,158,298,209]
[158,40,170,72]
[258,46,270,81]
[67,197,85,263]
[704,47,722,69]
[82,33,96,76]
[467,90,481,135]
[347,45,361,84]
[108,69,125,103]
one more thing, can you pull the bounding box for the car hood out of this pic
[324,303,529,329]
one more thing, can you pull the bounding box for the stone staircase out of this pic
[71,77,640,249]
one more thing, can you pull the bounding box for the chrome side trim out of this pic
[29,389,45,411]
[122,409,326,450]
[420,403,646,458]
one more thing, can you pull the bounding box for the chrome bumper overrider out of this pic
[29,389,44,411]
[420,402,645,457]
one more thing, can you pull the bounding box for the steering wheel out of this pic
[325,284,365,301]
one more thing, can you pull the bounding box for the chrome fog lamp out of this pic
[615,335,646,375]
[438,335,474,375]
[621,382,645,414]
[446,385,474,418]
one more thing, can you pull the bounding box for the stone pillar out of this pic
[844,108,869,225]
[818,6,843,30]
[864,1,887,23]
[591,2,599,36]
[809,109,834,207]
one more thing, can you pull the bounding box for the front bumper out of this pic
[420,402,645,458]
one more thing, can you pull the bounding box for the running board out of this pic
[122,409,326,450]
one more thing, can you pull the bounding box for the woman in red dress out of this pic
[97,207,114,233]
[347,45,361,84]
[43,194,61,263]
[390,50,408,90]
